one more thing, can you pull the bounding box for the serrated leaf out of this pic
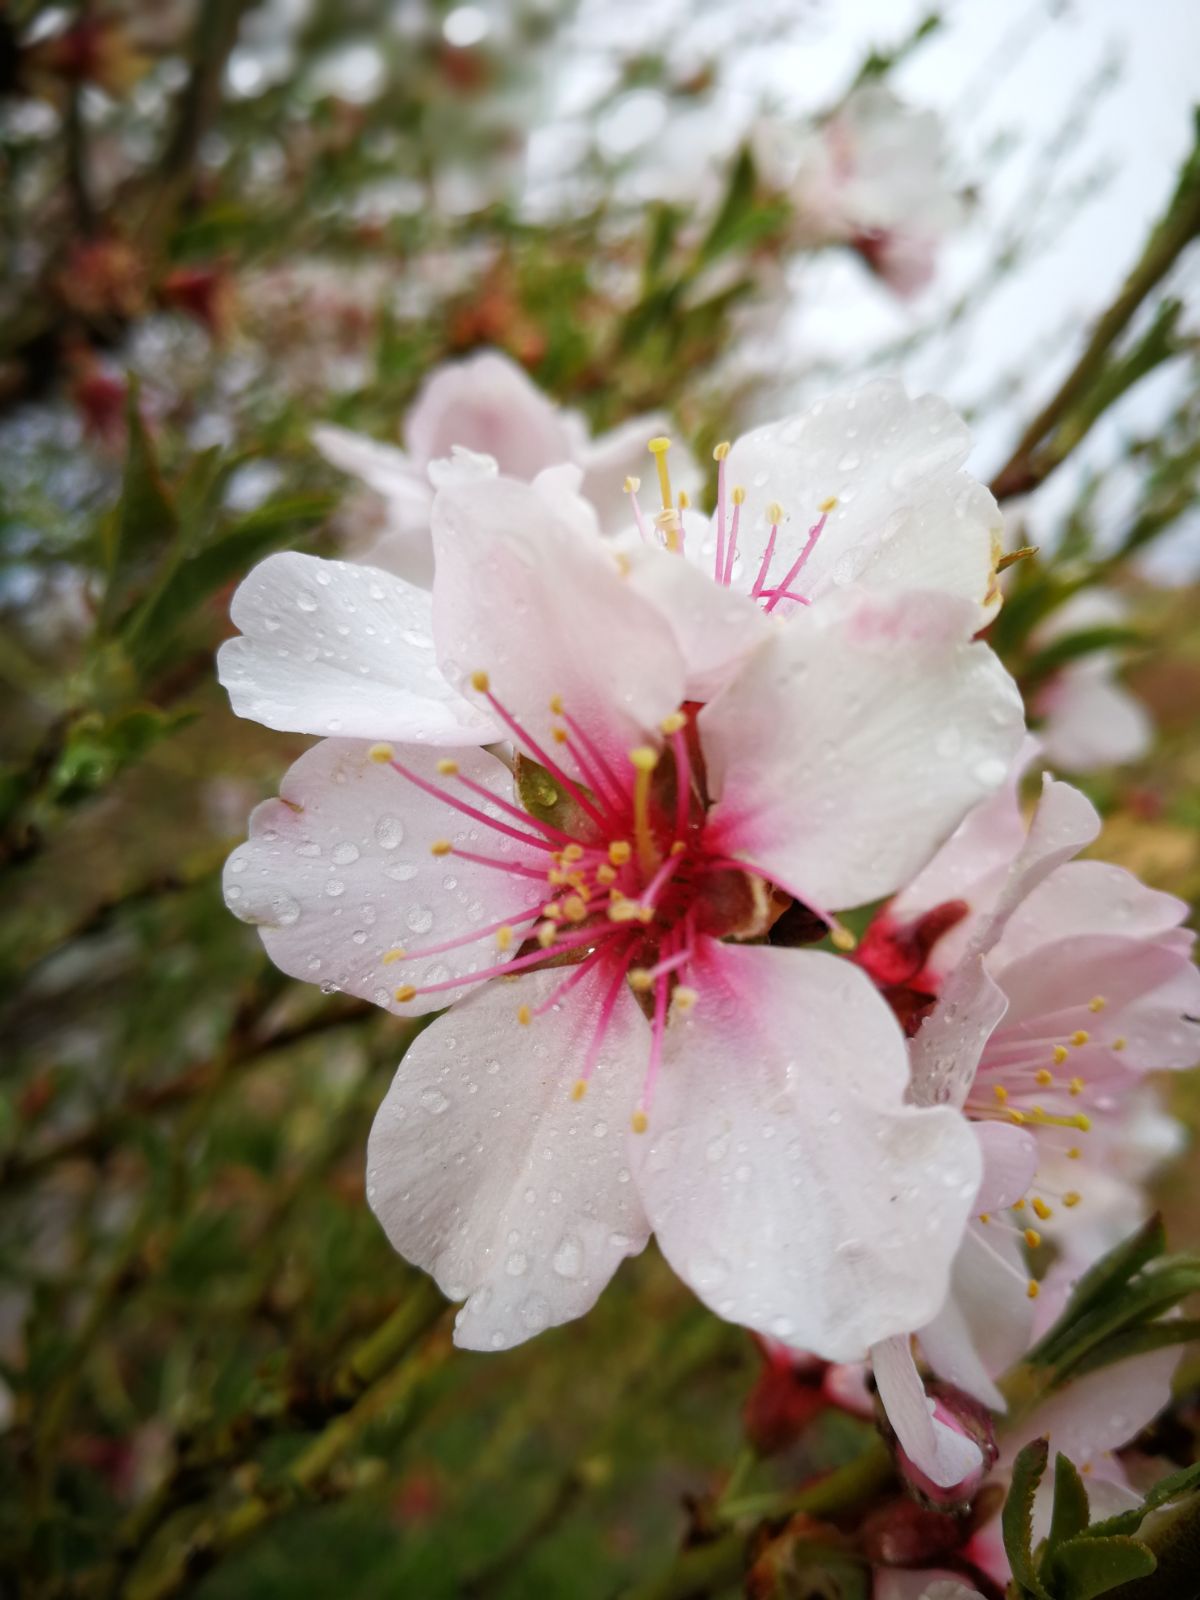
[1047,1534,1155,1599]
[1049,1454,1092,1550]
[1003,1438,1052,1599]
[1029,1216,1166,1368]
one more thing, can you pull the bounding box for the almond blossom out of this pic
[221,467,1025,1356]
[752,85,966,296]
[1030,591,1152,773]
[313,348,698,584]
[854,747,1200,1489]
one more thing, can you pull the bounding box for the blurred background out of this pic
[1,1,1198,1596]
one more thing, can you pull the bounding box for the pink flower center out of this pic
[371,685,791,1130]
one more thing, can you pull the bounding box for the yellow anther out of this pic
[1024,1228,1042,1249]
[563,894,588,923]
[549,694,564,714]
[1064,1191,1081,1208]
[731,486,746,506]
[629,747,660,875]
[830,922,857,953]
[1036,1069,1053,1086]
[608,840,632,866]
[1113,1037,1127,1051]
[678,489,690,510]
[623,475,640,495]
[394,985,417,1003]
[536,922,557,948]
[470,669,490,692]
[496,925,514,952]
[1013,1199,1026,1211]
[631,1109,649,1134]
[1070,1030,1090,1047]
[1032,1197,1052,1221]
[369,742,394,763]
[1073,1113,1092,1132]
[1027,1279,1040,1300]
[818,495,838,513]
[562,843,584,863]
[382,947,406,964]
[436,758,459,776]
[1088,995,1107,1012]
[660,711,687,735]
[670,840,687,856]
[596,863,616,885]
[712,440,731,461]
[766,501,784,526]
[631,749,658,773]
[552,727,569,744]
[1069,1076,1085,1097]
[1067,1147,1081,1160]
[647,436,673,512]
[993,1084,1009,1105]
[542,901,564,920]
[629,968,654,992]
[607,900,643,923]
[672,987,697,1013]
[1008,1109,1027,1124]
[978,1213,991,1224]
[430,839,453,857]
[517,1004,532,1025]
[571,1078,587,1101]
[1053,1045,1069,1064]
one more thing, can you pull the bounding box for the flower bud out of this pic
[892,1384,998,1511]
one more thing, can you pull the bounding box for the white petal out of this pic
[312,423,430,521]
[405,350,574,480]
[699,591,1025,910]
[1002,1341,1180,1468]
[367,968,651,1351]
[876,1572,986,1600]
[724,380,1000,625]
[920,1223,1033,1411]
[872,1334,984,1489]
[432,475,687,776]
[991,858,1190,971]
[219,553,499,744]
[223,738,546,1017]
[632,944,981,1361]
[1037,672,1152,773]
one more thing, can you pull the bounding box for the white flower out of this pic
[221,467,1026,1357]
[313,348,700,584]
[1031,591,1152,773]
[754,85,965,296]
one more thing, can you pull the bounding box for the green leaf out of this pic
[1069,1319,1200,1379]
[1028,1216,1166,1368]
[1025,625,1146,689]
[1003,1437,1052,1599]
[99,382,180,632]
[1049,1454,1092,1550]
[1046,1257,1200,1381]
[1047,1534,1156,1599]
[1089,1463,1200,1539]
[512,753,598,840]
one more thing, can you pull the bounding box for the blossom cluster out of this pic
[219,351,1198,1592]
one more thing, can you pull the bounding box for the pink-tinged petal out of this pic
[910,778,1100,1110]
[574,413,701,536]
[632,944,981,1360]
[1036,671,1152,774]
[367,967,651,1351]
[531,462,603,540]
[722,380,1001,626]
[920,1224,1033,1411]
[997,934,1200,1071]
[432,475,687,773]
[219,553,499,745]
[876,1572,985,1600]
[974,1123,1039,1213]
[622,542,773,700]
[312,423,430,522]
[991,859,1191,971]
[872,1335,984,1490]
[223,739,545,1019]
[1002,1341,1180,1468]
[699,591,1024,911]
[405,350,574,480]
[824,1361,875,1417]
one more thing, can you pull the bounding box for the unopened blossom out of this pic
[1031,591,1152,773]
[222,468,1025,1355]
[855,747,1199,1488]
[623,378,1005,700]
[753,85,966,296]
[313,348,699,584]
